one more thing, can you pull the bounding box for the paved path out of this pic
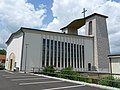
[0,70,116,90]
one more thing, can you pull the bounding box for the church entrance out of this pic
[10,59,13,71]
[8,53,15,71]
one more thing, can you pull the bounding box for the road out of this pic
[0,70,115,90]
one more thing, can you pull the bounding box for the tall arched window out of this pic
[88,21,92,35]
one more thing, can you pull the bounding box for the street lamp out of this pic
[24,44,29,73]
[108,56,112,76]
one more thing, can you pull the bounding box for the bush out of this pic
[60,67,92,82]
[42,66,56,76]
[98,75,120,88]
[60,67,79,80]
[41,66,91,83]
[92,66,97,71]
[78,74,92,83]
[0,63,5,70]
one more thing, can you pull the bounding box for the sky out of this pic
[0,0,120,54]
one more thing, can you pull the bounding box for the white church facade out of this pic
[5,13,110,72]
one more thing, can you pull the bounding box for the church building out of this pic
[5,13,110,72]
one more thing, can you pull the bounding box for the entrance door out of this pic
[10,59,12,71]
[88,63,91,71]
[9,53,15,71]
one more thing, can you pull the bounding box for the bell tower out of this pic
[85,13,110,71]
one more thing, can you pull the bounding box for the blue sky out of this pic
[0,0,120,54]
[28,0,53,25]
[114,0,120,2]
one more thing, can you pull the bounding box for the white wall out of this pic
[5,32,23,71]
[84,38,94,70]
[112,58,120,74]
[22,29,94,72]
[22,32,42,71]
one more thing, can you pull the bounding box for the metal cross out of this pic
[82,8,87,18]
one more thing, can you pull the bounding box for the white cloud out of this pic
[0,0,46,49]
[46,0,106,30]
[44,18,60,32]
[46,0,120,54]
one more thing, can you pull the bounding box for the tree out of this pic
[0,49,6,55]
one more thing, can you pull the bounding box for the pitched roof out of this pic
[60,13,108,30]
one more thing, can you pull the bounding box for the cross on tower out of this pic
[82,8,87,18]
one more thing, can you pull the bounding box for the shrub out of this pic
[60,67,79,80]
[0,63,5,70]
[60,67,85,81]
[98,75,120,88]
[115,78,120,88]
[41,66,91,83]
[42,66,56,76]
[92,66,97,71]
[59,67,91,82]
[78,75,92,83]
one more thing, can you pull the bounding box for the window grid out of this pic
[42,39,85,69]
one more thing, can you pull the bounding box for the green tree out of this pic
[0,49,6,55]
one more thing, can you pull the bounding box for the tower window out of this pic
[88,21,92,35]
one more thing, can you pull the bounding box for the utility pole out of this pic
[24,44,29,73]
